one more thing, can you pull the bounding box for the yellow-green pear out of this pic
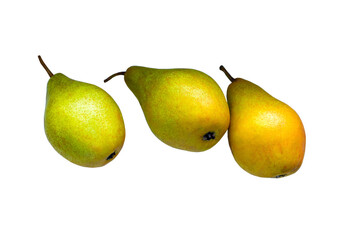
[105,66,230,152]
[220,66,306,178]
[40,56,125,167]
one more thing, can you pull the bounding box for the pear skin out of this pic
[105,66,230,152]
[40,56,125,167]
[220,66,305,178]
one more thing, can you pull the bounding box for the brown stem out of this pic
[38,55,54,77]
[219,65,235,82]
[104,71,126,83]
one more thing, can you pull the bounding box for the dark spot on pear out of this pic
[275,174,287,178]
[106,151,116,160]
[203,132,216,141]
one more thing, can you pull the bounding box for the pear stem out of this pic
[104,72,126,83]
[219,65,235,82]
[38,55,54,77]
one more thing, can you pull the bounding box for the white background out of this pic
[1,0,359,239]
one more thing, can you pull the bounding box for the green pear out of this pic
[220,66,306,178]
[104,66,230,152]
[40,56,125,167]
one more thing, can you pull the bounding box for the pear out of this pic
[105,66,230,152]
[220,66,306,178]
[40,56,125,167]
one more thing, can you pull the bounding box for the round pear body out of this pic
[44,73,125,167]
[227,78,306,178]
[124,66,230,152]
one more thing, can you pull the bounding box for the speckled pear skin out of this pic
[124,66,230,152]
[44,73,125,167]
[227,78,306,178]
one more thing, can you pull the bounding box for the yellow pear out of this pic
[105,66,230,152]
[40,56,125,167]
[220,66,306,178]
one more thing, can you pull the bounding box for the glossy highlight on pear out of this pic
[40,55,126,167]
[220,65,306,178]
[105,66,230,152]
